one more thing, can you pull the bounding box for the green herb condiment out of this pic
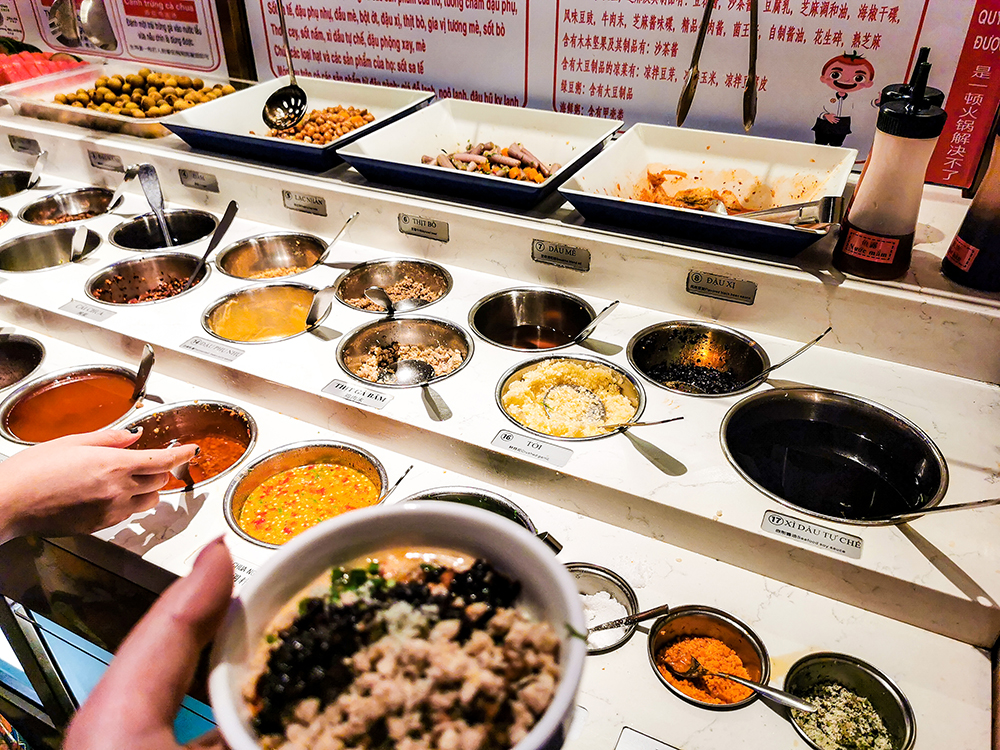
[792,681,893,750]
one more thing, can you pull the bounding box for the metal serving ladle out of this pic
[108,163,141,212]
[867,496,1000,524]
[137,164,173,247]
[262,0,307,130]
[183,200,239,292]
[590,603,672,632]
[662,657,817,713]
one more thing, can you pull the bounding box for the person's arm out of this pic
[64,537,233,749]
[0,428,197,543]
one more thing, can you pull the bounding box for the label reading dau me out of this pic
[687,270,757,305]
[532,239,590,272]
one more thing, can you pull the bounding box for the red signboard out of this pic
[926,0,1000,188]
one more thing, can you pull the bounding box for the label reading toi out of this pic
[398,213,449,242]
[59,299,115,321]
[282,189,327,216]
[178,168,220,193]
[87,150,124,172]
[686,270,757,305]
[491,430,573,467]
[8,135,40,154]
[761,510,864,559]
[180,336,244,361]
[531,239,591,272]
[322,379,392,409]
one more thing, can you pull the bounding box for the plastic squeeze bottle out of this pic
[942,127,1000,292]
[832,62,948,280]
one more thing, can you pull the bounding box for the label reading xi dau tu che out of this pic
[761,510,863,559]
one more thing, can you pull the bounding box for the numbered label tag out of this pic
[88,151,124,172]
[761,510,863,559]
[531,239,590,272]
[398,213,449,242]
[178,168,220,193]
[180,336,244,362]
[491,430,573,467]
[282,189,327,216]
[59,299,115,321]
[8,135,40,154]
[322,379,392,409]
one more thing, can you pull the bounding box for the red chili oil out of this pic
[4,371,136,442]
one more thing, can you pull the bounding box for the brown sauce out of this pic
[156,433,249,490]
[4,371,136,442]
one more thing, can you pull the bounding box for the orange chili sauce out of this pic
[147,433,249,490]
[4,371,136,442]
[237,463,381,545]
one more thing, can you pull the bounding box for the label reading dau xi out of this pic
[686,270,757,305]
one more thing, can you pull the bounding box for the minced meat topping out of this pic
[247,558,561,750]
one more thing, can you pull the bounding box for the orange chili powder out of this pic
[237,463,380,545]
[655,636,754,705]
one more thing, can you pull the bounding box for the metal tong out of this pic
[740,196,842,227]
[743,0,758,130]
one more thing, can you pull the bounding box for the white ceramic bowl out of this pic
[209,501,587,750]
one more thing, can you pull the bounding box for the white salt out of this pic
[580,590,628,650]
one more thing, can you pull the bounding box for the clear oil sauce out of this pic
[492,324,574,350]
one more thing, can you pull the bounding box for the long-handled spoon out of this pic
[166,438,196,487]
[316,211,360,265]
[28,150,47,189]
[603,415,685,431]
[589,603,672,632]
[182,200,239,292]
[131,343,155,402]
[572,300,619,345]
[391,360,452,420]
[108,164,142,212]
[306,284,338,330]
[262,0,307,130]
[676,0,716,126]
[137,164,173,247]
[663,657,817,713]
[379,465,413,502]
[866,496,1000,524]
[68,225,89,262]
[364,286,395,318]
[685,326,833,395]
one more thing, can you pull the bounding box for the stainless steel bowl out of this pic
[0,364,143,445]
[18,187,114,226]
[401,486,562,553]
[0,170,31,198]
[495,354,646,441]
[647,604,769,711]
[335,257,452,313]
[784,652,915,750]
[86,253,209,305]
[628,320,770,398]
[566,562,639,655]
[110,209,218,250]
[0,227,101,272]
[120,400,257,493]
[223,440,388,549]
[721,388,948,525]
[202,283,324,344]
[469,287,596,351]
[0,334,45,391]
[337,316,474,388]
[215,232,327,280]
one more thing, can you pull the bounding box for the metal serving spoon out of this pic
[364,286,395,318]
[590,603,672,632]
[316,211,360,265]
[743,0,758,130]
[137,164,173,247]
[866,496,1000,524]
[182,200,239,292]
[684,326,833,395]
[663,657,817,713]
[68,225,89,262]
[262,0,307,130]
[28,150,47,189]
[131,344,155,403]
[602,415,684,432]
[108,164,142,212]
[572,300,619,345]
[306,284,338,330]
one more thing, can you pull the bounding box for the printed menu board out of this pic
[16,0,226,72]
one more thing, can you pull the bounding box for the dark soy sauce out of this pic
[493,325,574,350]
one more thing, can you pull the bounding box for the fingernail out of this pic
[194,446,201,456]
[194,535,226,565]
[127,426,142,434]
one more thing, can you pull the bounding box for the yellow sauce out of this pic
[237,463,381,545]
[208,287,314,342]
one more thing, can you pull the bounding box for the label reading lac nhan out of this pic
[761,510,863,559]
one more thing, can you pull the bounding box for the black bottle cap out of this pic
[877,61,947,139]
[881,48,946,107]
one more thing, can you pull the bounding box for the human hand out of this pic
[0,428,197,543]
[65,537,234,749]
[823,113,840,123]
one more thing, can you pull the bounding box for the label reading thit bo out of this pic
[761,510,863,559]
[8,135,40,154]
[88,151,124,172]
[398,213,449,242]
[491,430,573,467]
[531,239,590,272]
[282,189,327,216]
[178,168,220,193]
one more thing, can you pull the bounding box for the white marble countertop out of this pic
[0,324,990,750]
